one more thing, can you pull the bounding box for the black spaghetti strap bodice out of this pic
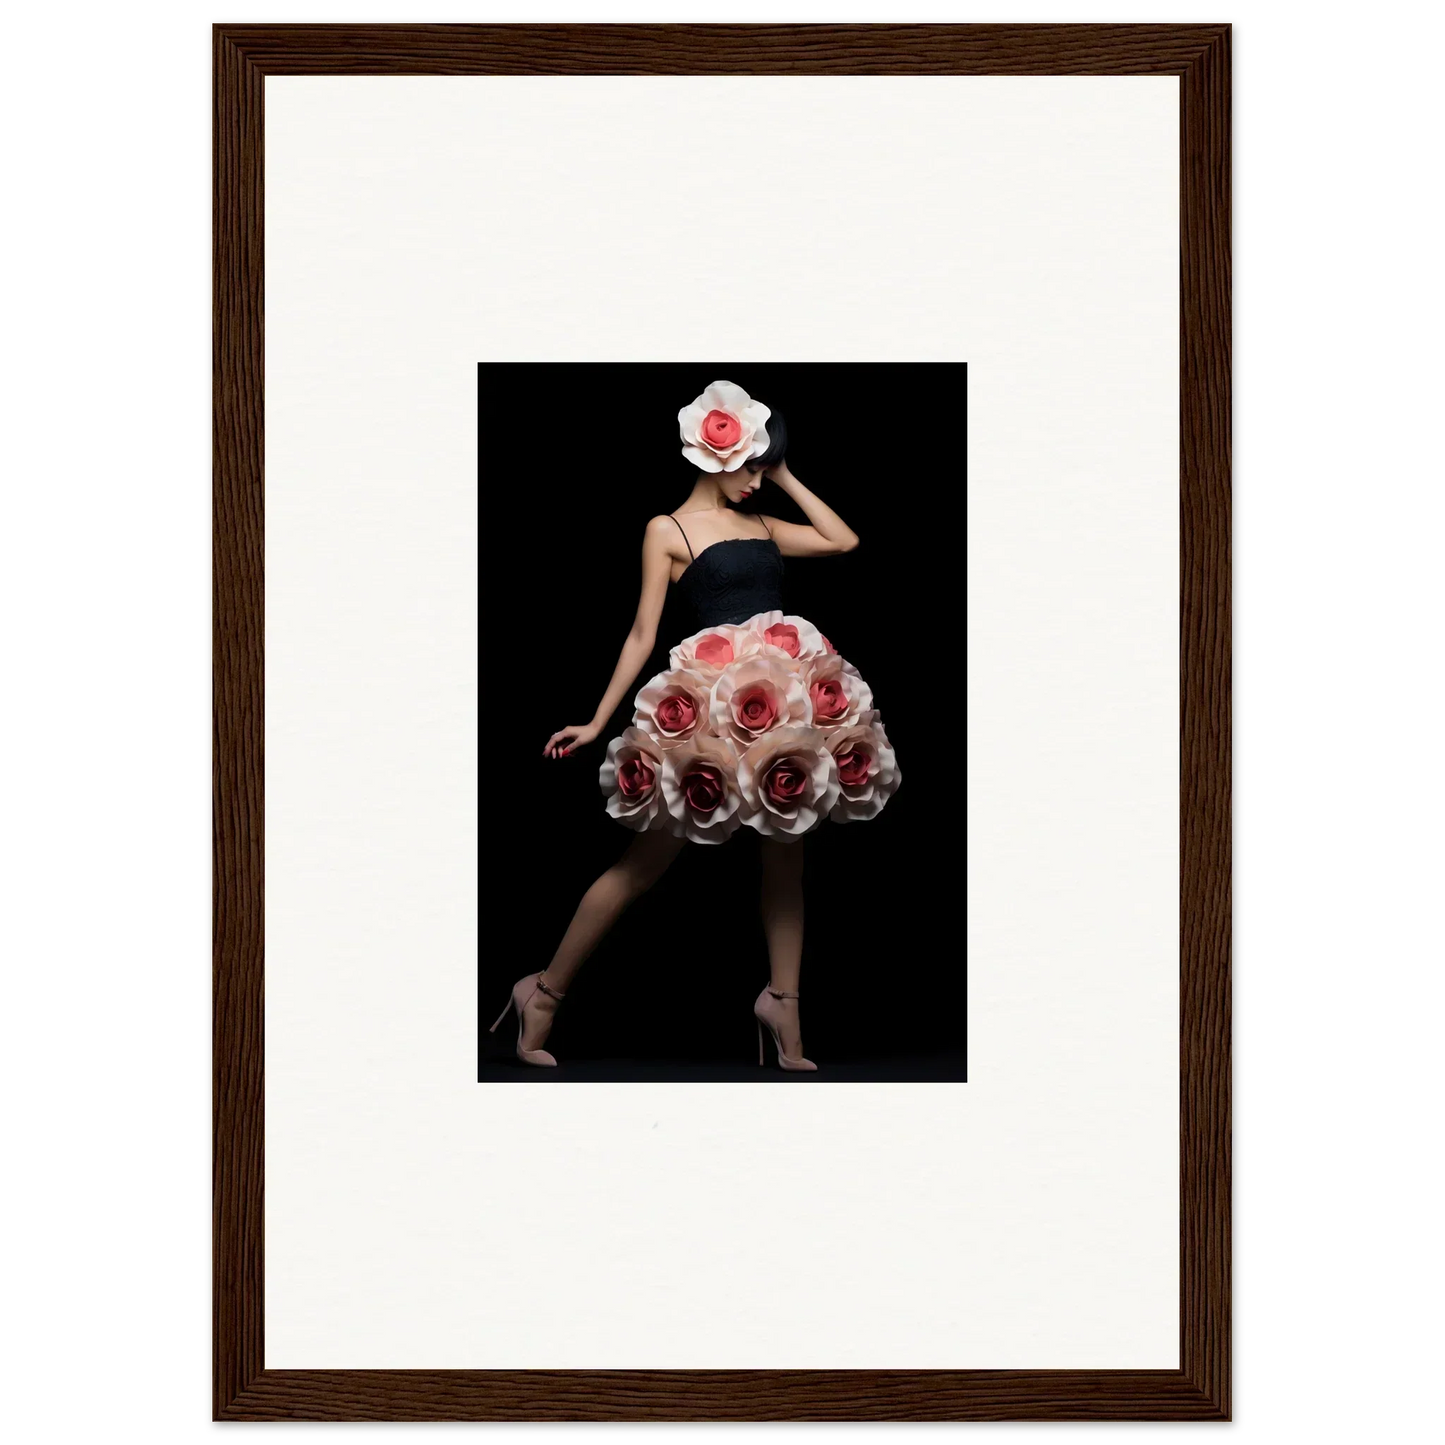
[673,531,785,629]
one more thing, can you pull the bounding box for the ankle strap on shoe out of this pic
[766,987,799,1000]
[535,974,566,1000]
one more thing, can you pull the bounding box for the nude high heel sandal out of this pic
[754,986,818,1072]
[490,972,566,1067]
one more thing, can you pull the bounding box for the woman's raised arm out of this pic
[757,458,860,557]
[543,515,680,758]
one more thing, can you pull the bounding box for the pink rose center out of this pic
[734,685,780,733]
[700,409,743,451]
[617,756,656,799]
[694,634,735,668]
[763,623,800,658]
[810,679,847,720]
[682,765,724,814]
[836,747,871,787]
[764,758,808,805]
[654,693,697,735]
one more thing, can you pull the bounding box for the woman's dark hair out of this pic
[745,408,787,472]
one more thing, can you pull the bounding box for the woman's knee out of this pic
[613,833,683,895]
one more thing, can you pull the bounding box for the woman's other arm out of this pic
[543,515,680,757]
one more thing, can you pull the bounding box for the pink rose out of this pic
[736,725,840,839]
[681,764,725,814]
[709,655,811,746]
[825,711,901,823]
[599,727,666,831]
[749,610,828,662]
[809,677,849,723]
[661,734,745,844]
[700,409,742,451]
[734,685,779,735]
[669,622,765,679]
[822,635,837,655]
[654,694,696,735]
[694,634,734,668]
[801,653,873,731]
[678,381,771,473]
[617,755,656,798]
[834,747,870,787]
[763,757,809,804]
[763,622,801,659]
[634,668,712,747]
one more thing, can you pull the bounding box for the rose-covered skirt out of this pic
[599,610,900,844]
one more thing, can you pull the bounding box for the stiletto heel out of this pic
[490,972,566,1067]
[753,986,818,1072]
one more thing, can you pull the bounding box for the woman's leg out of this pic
[520,830,686,1049]
[759,837,806,1058]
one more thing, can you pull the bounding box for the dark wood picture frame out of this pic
[215,22,1230,1421]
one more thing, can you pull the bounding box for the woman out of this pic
[491,380,900,1071]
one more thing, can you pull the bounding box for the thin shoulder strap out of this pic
[667,513,696,561]
[758,514,773,539]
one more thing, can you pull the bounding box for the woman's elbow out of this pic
[839,532,861,554]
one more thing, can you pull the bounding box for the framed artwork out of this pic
[215,22,1230,1421]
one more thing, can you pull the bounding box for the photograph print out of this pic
[479,363,965,1082]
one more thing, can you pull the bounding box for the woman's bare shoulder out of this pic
[644,514,686,548]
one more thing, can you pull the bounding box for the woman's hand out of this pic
[763,457,797,487]
[543,721,603,759]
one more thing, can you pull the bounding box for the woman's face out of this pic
[719,464,763,505]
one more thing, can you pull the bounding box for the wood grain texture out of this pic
[213,24,266,1423]
[213,21,1230,1422]
[219,1368,1223,1422]
[214,22,1224,76]
[1178,22,1232,1422]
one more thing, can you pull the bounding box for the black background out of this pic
[478,363,966,1081]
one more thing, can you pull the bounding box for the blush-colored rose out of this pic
[599,727,666,831]
[660,734,745,843]
[709,655,811,746]
[700,409,742,451]
[634,668,712,746]
[682,765,724,814]
[735,724,839,839]
[763,623,801,659]
[669,622,767,679]
[822,635,837,654]
[654,693,697,735]
[801,653,872,731]
[750,610,828,662]
[735,686,779,734]
[764,759,808,803]
[810,678,848,722]
[617,756,656,798]
[678,381,771,474]
[825,711,901,823]
[695,634,735,668]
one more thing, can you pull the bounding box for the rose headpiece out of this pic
[678,380,771,473]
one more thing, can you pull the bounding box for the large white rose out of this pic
[660,734,745,844]
[801,652,873,731]
[598,727,666,830]
[737,725,840,840]
[678,380,771,473]
[632,668,713,748]
[747,610,830,664]
[668,620,769,681]
[824,711,901,823]
[709,654,811,748]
